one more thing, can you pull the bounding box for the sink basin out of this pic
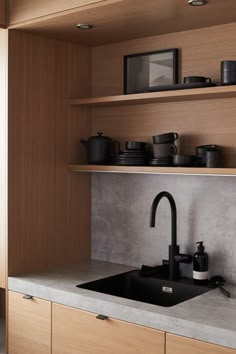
[77,270,212,307]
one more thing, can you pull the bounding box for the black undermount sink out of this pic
[77,269,212,307]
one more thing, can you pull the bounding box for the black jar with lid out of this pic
[221,61,236,85]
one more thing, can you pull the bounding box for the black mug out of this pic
[206,150,220,168]
[184,76,212,84]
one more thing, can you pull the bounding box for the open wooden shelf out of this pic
[69,85,236,107]
[69,165,236,176]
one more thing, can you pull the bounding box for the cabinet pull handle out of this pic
[23,294,33,300]
[96,314,108,320]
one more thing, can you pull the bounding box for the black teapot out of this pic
[80,132,116,164]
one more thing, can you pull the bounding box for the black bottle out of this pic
[193,241,208,285]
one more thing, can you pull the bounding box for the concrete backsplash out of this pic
[91,174,236,284]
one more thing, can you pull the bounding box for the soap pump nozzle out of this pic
[196,241,204,252]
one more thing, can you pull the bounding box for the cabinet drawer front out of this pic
[166,333,236,354]
[9,0,105,24]
[8,291,51,354]
[52,303,165,354]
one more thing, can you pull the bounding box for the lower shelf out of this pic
[69,165,236,176]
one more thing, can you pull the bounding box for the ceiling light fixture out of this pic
[77,24,93,30]
[188,0,207,6]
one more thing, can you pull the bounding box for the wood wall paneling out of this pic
[0,0,7,27]
[91,23,236,167]
[8,30,92,276]
[0,29,7,288]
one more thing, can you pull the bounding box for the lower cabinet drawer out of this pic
[52,303,165,354]
[166,333,236,354]
[8,290,51,354]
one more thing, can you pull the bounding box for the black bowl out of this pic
[125,141,147,151]
[153,132,178,144]
[173,154,195,167]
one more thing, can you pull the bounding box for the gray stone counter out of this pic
[8,260,236,350]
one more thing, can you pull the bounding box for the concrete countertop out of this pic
[8,260,236,350]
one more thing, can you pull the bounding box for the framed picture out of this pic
[124,48,179,94]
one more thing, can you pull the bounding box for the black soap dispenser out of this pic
[193,241,208,285]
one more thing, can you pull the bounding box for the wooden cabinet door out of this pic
[9,0,106,24]
[52,303,165,354]
[166,333,236,354]
[8,291,51,354]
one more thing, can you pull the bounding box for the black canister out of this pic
[221,61,236,85]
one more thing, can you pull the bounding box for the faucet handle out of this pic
[175,254,192,264]
[162,259,169,266]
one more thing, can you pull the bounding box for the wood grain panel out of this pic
[7,0,236,46]
[9,0,108,24]
[166,333,236,354]
[0,29,7,289]
[90,23,236,167]
[91,99,236,167]
[52,303,165,354]
[8,291,51,354]
[92,22,236,96]
[0,0,7,27]
[8,30,91,276]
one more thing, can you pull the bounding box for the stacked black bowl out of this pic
[149,132,178,166]
[110,141,149,166]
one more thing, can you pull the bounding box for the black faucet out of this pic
[150,191,192,281]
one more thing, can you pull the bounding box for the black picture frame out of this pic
[124,48,179,94]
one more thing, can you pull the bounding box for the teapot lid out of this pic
[89,132,111,141]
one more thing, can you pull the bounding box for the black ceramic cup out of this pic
[153,143,177,158]
[153,132,179,144]
[184,76,212,84]
[221,61,236,85]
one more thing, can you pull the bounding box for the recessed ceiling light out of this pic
[77,23,93,30]
[188,0,207,6]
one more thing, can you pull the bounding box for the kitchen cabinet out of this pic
[8,291,51,354]
[52,303,165,354]
[6,1,236,353]
[8,0,111,25]
[166,333,236,354]
[7,291,236,353]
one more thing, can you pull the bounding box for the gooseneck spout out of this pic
[150,191,177,247]
[150,191,180,280]
[150,191,192,281]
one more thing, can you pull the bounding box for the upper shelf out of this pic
[69,86,236,108]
